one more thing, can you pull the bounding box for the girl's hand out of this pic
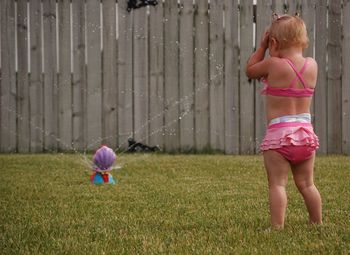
[260,29,270,49]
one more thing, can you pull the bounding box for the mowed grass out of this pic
[0,154,349,254]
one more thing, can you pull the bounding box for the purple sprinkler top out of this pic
[92,145,116,172]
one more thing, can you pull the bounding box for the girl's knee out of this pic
[293,176,312,190]
[296,181,316,194]
[268,183,287,193]
[268,177,288,188]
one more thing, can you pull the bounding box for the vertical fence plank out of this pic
[300,0,315,58]
[29,0,43,152]
[164,0,179,152]
[342,0,350,154]
[301,0,316,119]
[58,0,72,150]
[327,0,342,153]
[286,0,300,14]
[149,1,164,148]
[117,1,133,150]
[194,0,209,151]
[0,0,16,152]
[240,0,255,153]
[209,0,224,151]
[17,0,30,152]
[272,0,285,14]
[133,7,149,144]
[72,0,86,150]
[255,0,270,153]
[103,0,117,148]
[224,0,239,154]
[0,0,0,149]
[179,0,194,151]
[43,0,58,151]
[0,0,2,150]
[86,0,102,150]
[314,0,327,154]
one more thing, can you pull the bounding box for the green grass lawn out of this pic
[0,154,349,254]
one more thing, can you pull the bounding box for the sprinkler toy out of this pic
[90,145,117,184]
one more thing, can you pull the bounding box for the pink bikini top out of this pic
[261,58,314,97]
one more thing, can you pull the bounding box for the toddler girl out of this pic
[246,14,322,229]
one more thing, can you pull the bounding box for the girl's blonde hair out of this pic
[269,14,309,50]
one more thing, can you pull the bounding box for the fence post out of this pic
[118,1,134,150]
[342,0,350,155]
[149,1,165,149]
[30,0,44,152]
[194,0,210,152]
[255,0,270,154]
[327,0,342,153]
[102,0,118,149]
[164,0,180,152]
[224,0,240,154]
[58,0,72,151]
[72,0,87,151]
[43,0,58,151]
[0,0,16,152]
[86,0,102,151]
[314,0,327,154]
[17,0,30,152]
[209,0,225,152]
[239,0,255,154]
[179,0,195,152]
[272,0,285,14]
[133,7,149,145]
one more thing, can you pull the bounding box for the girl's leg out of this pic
[263,150,291,229]
[291,154,322,224]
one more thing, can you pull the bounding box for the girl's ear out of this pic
[270,37,279,50]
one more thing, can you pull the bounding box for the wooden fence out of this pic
[0,0,350,154]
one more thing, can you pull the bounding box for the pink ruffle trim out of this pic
[260,123,319,151]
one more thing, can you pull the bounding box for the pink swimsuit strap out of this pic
[261,58,314,97]
[284,58,308,88]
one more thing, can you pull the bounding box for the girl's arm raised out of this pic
[245,31,270,79]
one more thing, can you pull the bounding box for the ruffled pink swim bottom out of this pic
[260,122,319,164]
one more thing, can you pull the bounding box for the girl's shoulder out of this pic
[267,57,292,73]
[268,57,293,67]
[305,57,318,70]
[268,57,284,64]
[269,56,317,71]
